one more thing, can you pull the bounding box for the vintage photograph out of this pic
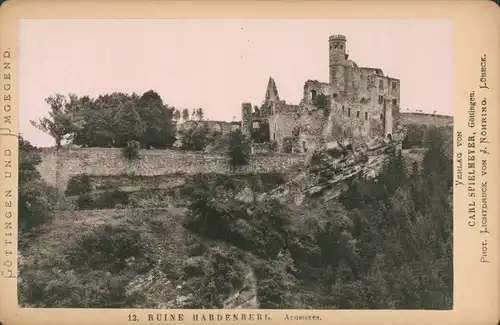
[17,19,454,309]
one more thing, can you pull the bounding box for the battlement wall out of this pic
[37,147,305,192]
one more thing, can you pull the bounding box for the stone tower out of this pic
[329,34,348,95]
[241,102,253,137]
[329,34,347,64]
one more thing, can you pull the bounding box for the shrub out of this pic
[93,189,129,209]
[283,136,299,153]
[18,136,59,234]
[65,174,93,196]
[269,141,278,152]
[179,124,214,151]
[75,184,129,210]
[228,130,251,171]
[19,269,136,308]
[65,224,155,274]
[123,140,141,160]
[76,194,94,210]
[309,150,323,167]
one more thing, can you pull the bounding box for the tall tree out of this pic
[196,108,204,121]
[182,108,190,122]
[173,109,181,122]
[136,90,176,149]
[30,94,75,148]
[113,100,145,147]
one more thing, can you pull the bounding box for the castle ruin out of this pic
[241,34,401,153]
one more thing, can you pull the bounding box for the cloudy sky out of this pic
[20,19,453,147]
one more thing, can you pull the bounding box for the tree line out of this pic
[30,91,206,149]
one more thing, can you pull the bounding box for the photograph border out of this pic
[1,1,499,325]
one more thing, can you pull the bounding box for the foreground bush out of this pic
[123,140,141,160]
[19,224,156,308]
[65,174,93,196]
[18,136,59,235]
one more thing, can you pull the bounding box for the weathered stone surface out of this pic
[37,148,305,192]
[223,270,259,309]
[265,140,402,205]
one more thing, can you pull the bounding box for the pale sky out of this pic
[20,19,453,147]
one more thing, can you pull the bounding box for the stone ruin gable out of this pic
[37,147,305,192]
[264,76,280,104]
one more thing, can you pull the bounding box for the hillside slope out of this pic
[19,125,453,309]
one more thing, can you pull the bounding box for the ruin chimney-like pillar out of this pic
[241,102,253,137]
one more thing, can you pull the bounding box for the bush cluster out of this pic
[123,140,141,160]
[65,174,93,196]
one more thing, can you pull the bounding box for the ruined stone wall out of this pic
[241,103,253,137]
[303,80,333,104]
[178,120,237,135]
[400,112,453,126]
[337,66,400,139]
[325,102,372,148]
[37,148,305,192]
[326,59,400,141]
[268,112,300,151]
[297,103,329,153]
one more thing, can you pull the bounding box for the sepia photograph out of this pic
[14,18,456,311]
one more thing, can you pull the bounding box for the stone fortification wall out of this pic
[400,112,453,126]
[37,148,305,192]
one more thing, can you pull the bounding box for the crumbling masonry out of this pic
[241,34,401,153]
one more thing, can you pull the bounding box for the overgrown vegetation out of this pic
[178,124,216,151]
[283,136,299,153]
[18,136,59,238]
[227,130,251,171]
[314,93,331,117]
[19,121,453,309]
[250,120,271,143]
[65,174,92,196]
[123,140,141,160]
[180,126,453,309]
[30,91,208,150]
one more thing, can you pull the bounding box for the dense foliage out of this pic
[182,126,453,309]
[65,174,92,196]
[314,93,331,117]
[30,91,210,150]
[122,140,141,160]
[177,124,216,151]
[18,136,59,236]
[250,120,271,143]
[227,130,251,171]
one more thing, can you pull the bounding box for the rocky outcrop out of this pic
[261,138,401,205]
[223,270,259,309]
